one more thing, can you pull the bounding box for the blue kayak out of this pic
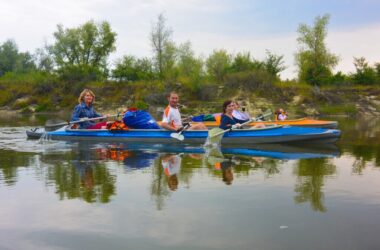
[27,125,341,144]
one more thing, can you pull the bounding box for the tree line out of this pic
[0,14,379,88]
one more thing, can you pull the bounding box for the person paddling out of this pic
[161,91,207,131]
[219,100,264,130]
[71,89,109,129]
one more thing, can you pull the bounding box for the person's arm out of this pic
[219,115,235,130]
[161,122,177,131]
[161,110,177,131]
[71,105,82,121]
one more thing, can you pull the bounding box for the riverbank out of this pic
[1,79,379,118]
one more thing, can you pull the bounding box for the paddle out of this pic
[170,123,191,141]
[45,114,119,131]
[206,109,272,145]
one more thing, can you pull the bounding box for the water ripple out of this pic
[0,126,71,153]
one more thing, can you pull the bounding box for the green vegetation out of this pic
[0,14,379,116]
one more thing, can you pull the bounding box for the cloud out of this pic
[0,0,379,80]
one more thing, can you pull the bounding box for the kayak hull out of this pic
[198,118,338,129]
[27,125,341,144]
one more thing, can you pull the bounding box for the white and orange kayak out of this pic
[198,118,338,129]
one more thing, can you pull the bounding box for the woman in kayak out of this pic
[71,89,109,129]
[219,100,264,130]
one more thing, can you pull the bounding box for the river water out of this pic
[0,115,379,250]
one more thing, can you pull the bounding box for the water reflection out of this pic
[293,158,336,212]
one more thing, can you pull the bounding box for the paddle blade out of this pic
[206,128,226,146]
[45,119,67,131]
[170,133,184,141]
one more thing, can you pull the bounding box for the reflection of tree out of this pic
[294,158,336,212]
[0,150,34,186]
[46,161,116,203]
[337,117,380,169]
[350,145,380,174]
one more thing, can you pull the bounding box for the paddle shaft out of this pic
[45,114,119,129]
[210,118,254,138]
[209,110,272,138]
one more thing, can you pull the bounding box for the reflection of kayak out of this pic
[90,142,340,160]
[27,125,341,144]
[189,118,338,129]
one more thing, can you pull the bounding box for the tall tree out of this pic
[352,57,377,85]
[264,50,286,79]
[229,52,256,73]
[176,41,204,81]
[206,49,232,82]
[49,20,116,80]
[0,39,35,76]
[150,13,173,80]
[295,14,339,85]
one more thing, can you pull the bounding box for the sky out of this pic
[0,0,379,79]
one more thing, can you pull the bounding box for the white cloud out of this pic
[0,0,379,80]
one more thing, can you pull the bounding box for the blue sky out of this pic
[0,0,379,79]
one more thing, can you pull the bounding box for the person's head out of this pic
[167,91,179,108]
[233,101,240,109]
[222,166,234,185]
[222,100,234,114]
[167,174,179,191]
[78,89,95,105]
[275,108,285,115]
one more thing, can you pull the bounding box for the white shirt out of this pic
[278,114,287,120]
[162,155,182,176]
[232,110,250,121]
[162,105,182,128]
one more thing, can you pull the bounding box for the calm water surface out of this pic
[0,115,379,250]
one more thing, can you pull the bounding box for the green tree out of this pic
[34,47,54,73]
[229,52,259,73]
[150,13,173,80]
[0,39,35,76]
[351,57,377,85]
[49,20,116,81]
[264,50,286,79]
[295,14,339,85]
[112,55,155,81]
[176,41,204,80]
[206,49,232,82]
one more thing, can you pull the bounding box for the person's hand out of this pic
[232,123,242,129]
[230,124,240,131]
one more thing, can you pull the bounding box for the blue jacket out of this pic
[71,102,102,129]
[219,114,248,130]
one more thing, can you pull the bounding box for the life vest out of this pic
[107,121,129,131]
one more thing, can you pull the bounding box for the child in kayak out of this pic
[275,108,288,121]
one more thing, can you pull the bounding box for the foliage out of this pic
[206,49,232,82]
[229,52,260,73]
[112,55,155,81]
[176,41,204,82]
[264,50,286,79]
[295,14,339,85]
[351,57,378,85]
[0,39,36,76]
[49,20,117,80]
[223,69,274,93]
